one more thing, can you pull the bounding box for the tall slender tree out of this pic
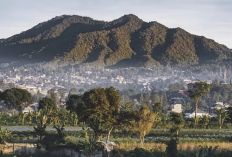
[188,82,211,127]
[138,105,156,145]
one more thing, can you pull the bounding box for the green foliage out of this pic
[0,127,12,144]
[138,105,156,144]
[201,115,210,129]
[196,145,218,157]
[79,127,99,157]
[33,110,47,147]
[216,108,230,129]
[38,97,57,111]
[188,82,212,126]
[3,88,32,109]
[169,83,185,91]
[153,102,162,114]
[210,84,232,103]
[166,138,178,157]
[127,148,157,157]
[169,112,185,126]
[82,87,121,142]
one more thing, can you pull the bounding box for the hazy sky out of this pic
[1,0,232,48]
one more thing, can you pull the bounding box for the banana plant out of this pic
[27,111,34,124]
[22,113,27,125]
[49,109,60,125]
[34,113,47,148]
[71,112,79,126]
[0,126,12,151]
[80,128,99,157]
[34,110,41,121]
[0,127,12,144]
[216,108,230,129]
[201,115,210,129]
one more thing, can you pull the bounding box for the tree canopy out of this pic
[82,87,121,142]
[3,88,32,109]
[66,94,85,116]
[38,97,57,111]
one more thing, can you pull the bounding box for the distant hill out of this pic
[0,14,231,68]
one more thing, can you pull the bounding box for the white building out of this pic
[185,108,208,118]
[167,104,182,114]
[22,103,39,113]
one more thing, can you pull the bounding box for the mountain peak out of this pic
[0,14,231,68]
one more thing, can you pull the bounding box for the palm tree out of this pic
[188,82,211,127]
[216,108,229,129]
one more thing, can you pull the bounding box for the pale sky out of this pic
[0,0,232,48]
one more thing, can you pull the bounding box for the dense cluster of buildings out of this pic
[0,65,231,117]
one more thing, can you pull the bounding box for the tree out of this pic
[0,91,3,101]
[166,112,184,157]
[198,99,207,108]
[169,112,185,137]
[66,95,85,116]
[119,105,138,141]
[216,108,229,129]
[70,112,79,126]
[38,97,57,112]
[104,87,121,143]
[82,87,121,143]
[153,102,162,114]
[169,83,185,91]
[161,92,169,111]
[47,89,60,104]
[188,82,212,127]
[152,94,160,104]
[138,105,156,145]
[3,88,32,110]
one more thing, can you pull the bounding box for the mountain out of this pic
[0,14,231,68]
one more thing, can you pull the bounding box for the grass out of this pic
[116,142,232,152]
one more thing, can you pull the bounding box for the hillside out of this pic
[0,14,231,68]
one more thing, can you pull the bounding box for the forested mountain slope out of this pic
[0,14,230,68]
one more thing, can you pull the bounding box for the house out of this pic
[185,108,208,118]
[22,103,38,113]
[167,103,182,114]
[209,102,231,114]
[168,90,188,102]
